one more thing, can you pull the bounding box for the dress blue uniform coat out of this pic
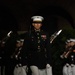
[22,30,52,69]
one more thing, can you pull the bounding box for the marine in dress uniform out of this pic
[13,38,27,75]
[23,16,52,75]
[61,39,75,75]
[4,31,19,75]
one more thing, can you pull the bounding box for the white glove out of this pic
[46,64,51,68]
[46,64,53,75]
[66,63,69,67]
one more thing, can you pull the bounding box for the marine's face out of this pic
[32,22,42,30]
[16,42,21,47]
[66,41,75,48]
[65,42,71,48]
[70,41,75,46]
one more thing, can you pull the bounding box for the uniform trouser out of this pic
[14,65,27,75]
[30,64,53,75]
[63,63,75,75]
[0,66,5,75]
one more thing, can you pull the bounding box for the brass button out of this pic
[38,46,40,48]
[38,40,40,43]
[38,46,40,49]
[38,47,40,49]
[37,33,39,35]
[38,37,40,39]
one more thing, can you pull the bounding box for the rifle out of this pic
[1,31,13,45]
[50,29,62,43]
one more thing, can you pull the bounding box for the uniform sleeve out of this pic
[46,33,53,66]
[21,33,30,65]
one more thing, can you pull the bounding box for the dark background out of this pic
[0,0,75,32]
[0,0,75,75]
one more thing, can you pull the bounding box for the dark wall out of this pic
[0,5,18,32]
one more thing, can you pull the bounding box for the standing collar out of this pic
[34,29,41,32]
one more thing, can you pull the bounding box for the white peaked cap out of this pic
[20,39,24,42]
[66,38,75,44]
[66,39,71,42]
[31,16,44,22]
[66,39,72,44]
[69,38,75,42]
[16,40,20,43]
